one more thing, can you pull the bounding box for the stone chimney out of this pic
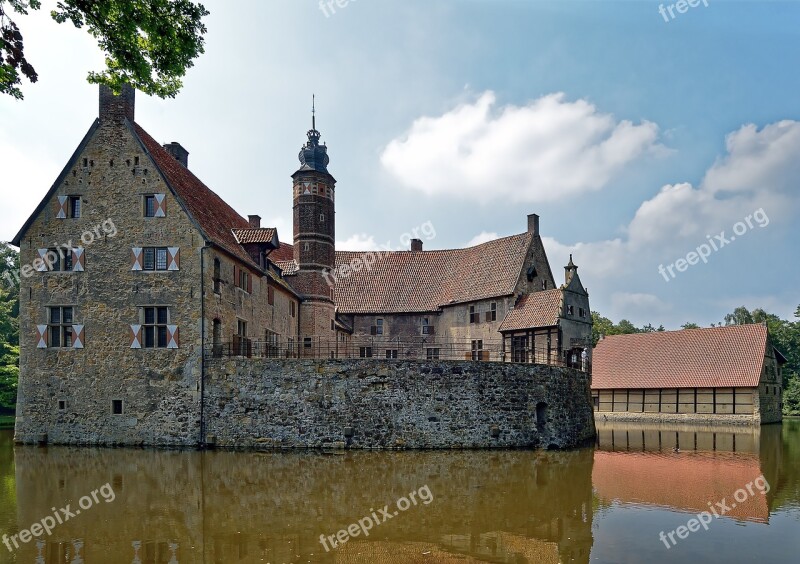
[410,238,423,251]
[527,213,539,235]
[248,215,261,229]
[163,142,189,168]
[99,84,135,124]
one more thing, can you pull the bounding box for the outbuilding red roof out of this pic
[592,324,777,389]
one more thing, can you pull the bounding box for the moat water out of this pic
[0,420,798,563]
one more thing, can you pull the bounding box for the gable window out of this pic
[142,307,169,348]
[542,280,547,290]
[143,247,169,271]
[359,346,373,358]
[69,196,81,219]
[49,306,74,348]
[144,195,157,217]
[579,307,586,318]
[426,348,440,360]
[385,349,398,359]
[568,305,574,316]
[469,306,478,324]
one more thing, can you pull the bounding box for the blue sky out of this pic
[1,0,798,327]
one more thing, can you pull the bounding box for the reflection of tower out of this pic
[293,96,336,341]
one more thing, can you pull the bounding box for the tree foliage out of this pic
[1,0,208,100]
[0,244,18,412]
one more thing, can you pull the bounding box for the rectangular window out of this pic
[291,302,296,317]
[142,247,169,271]
[239,269,248,290]
[69,196,81,219]
[359,347,373,358]
[471,339,484,361]
[237,319,247,337]
[469,305,478,324]
[426,348,440,360]
[487,302,497,322]
[568,305,574,316]
[421,318,432,335]
[304,337,312,349]
[144,195,157,217]
[112,400,123,415]
[142,306,169,348]
[376,319,384,335]
[44,249,73,272]
[49,306,74,348]
[58,400,66,411]
[385,349,398,359]
[579,307,586,318]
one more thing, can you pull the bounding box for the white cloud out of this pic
[611,292,672,318]
[337,233,381,251]
[380,91,661,203]
[542,120,800,324]
[465,231,498,247]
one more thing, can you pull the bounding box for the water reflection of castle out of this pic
[593,422,783,523]
[13,448,595,563]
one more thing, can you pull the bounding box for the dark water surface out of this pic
[0,420,798,563]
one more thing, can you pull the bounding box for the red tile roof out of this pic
[134,124,298,297]
[499,289,562,331]
[232,227,278,245]
[325,232,535,314]
[592,324,772,389]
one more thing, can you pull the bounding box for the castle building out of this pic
[11,86,591,444]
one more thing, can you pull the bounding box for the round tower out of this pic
[292,99,336,342]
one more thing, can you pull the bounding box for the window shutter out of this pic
[36,249,49,271]
[233,265,239,288]
[167,325,180,349]
[130,324,142,349]
[72,248,85,271]
[72,325,84,348]
[55,196,68,219]
[268,286,274,305]
[167,247,180,271]
[485,311,491,322]
[36,325,48,348]
[429,326,435,335]
[370,326,377,335]
[247,272,252,294]
[154,193,166,217]
[131,248,143,271]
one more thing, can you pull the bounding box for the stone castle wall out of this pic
[204,359,596,450]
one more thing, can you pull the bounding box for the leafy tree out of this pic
[0,287,17,412]
[784,378,800,416]
[681,322,700,329]
[1,0,209,100]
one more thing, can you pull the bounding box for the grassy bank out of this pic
[0,415,14,429]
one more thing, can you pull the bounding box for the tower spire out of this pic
[312,94,316,131]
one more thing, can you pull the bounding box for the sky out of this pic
[1,0,799,328]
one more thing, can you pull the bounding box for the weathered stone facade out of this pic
[203,359,596,450]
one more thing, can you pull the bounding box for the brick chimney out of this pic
[248,215,261,229]
[163,142,189,168]
[411,238,423,251]
[99,84,135,124]
[527,213,539,235]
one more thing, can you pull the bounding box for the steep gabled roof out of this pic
[499,289,563,331]
[592,324,780,389]
[327,232,535,314]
